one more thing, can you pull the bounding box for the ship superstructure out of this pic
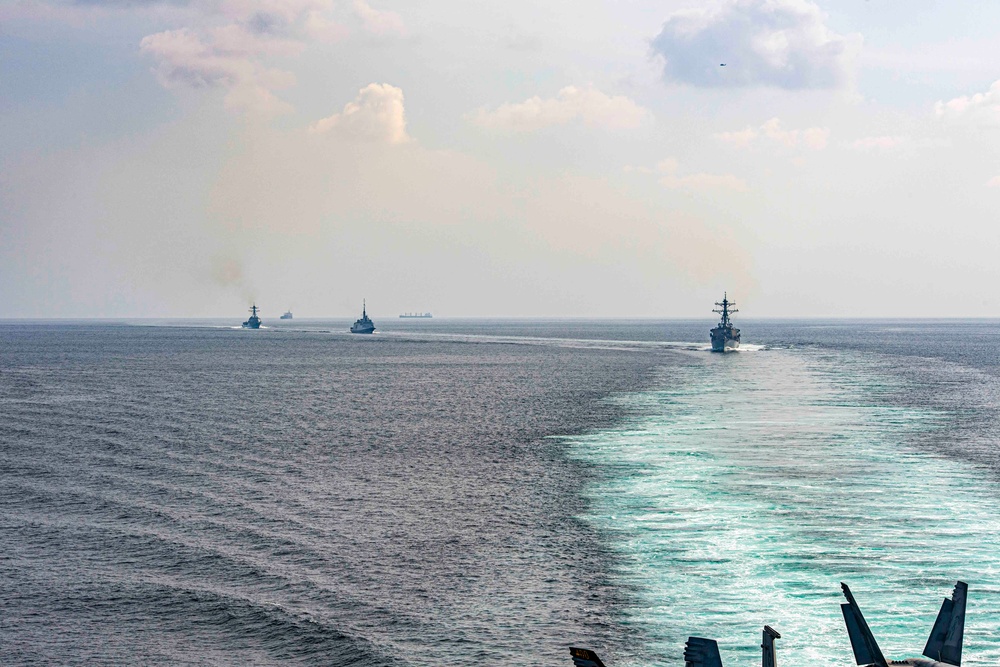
[709,293,740,352]
[242,304,262,329]
[350,300,376,334]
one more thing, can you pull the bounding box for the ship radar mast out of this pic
[713,292,738,327]
[249,304,259,317]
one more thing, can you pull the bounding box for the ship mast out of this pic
[713,292,737,326]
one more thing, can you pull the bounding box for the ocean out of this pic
[2,319,999,666]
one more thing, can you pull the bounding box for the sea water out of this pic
[567,325,1000,666]
[2,319,1000,665]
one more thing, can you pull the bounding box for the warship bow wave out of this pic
[350,301,376,334]
[709,293,739,352]
[242,304,262,329]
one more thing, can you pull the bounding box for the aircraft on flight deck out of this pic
[571,625,781,667]
[568,580,968,667]
[840,581,967,667]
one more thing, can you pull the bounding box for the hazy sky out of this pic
[2,0,1000,318]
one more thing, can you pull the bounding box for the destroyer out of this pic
[242,304,262,329]
[710,293,740,352]
[350,300,376,334]
[280,309,293,320]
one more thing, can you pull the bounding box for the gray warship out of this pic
[350,301,375,334]
[709,293,740,352]
[242,304,262,329]
[280,309,293,320]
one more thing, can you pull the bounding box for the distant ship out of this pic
[242,304,262,329]
[709,293,740,352]
[350,300,376,334]
[280,310,293,320]
[399,312,432,318]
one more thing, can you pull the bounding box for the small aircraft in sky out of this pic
[840,581,968,667]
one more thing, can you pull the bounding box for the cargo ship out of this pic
[399,312,432,318]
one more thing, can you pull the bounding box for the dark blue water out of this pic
[3,319,1000,665]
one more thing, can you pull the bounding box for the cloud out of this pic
[716,117,829,149]
[353,0,405,36]
[140,28,296,115]
[848,135,906,151]
[714,126,759,149]
[471,86,650,132]
[204,126,754,310]
[310,83,411,144]
[628,158,748,192]
[137,0,345,115]
[652,0,861,89]
[935,80,1000,123]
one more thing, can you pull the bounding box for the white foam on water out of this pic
[566,348,1000,666]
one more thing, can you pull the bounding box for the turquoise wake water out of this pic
[567,347,1000,666]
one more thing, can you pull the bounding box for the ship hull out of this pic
[710,338,739,352]
[710,327,740,352]
[350,325,375,334]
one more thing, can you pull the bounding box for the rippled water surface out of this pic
[568,346,1000,666]
[3,319,1000,665]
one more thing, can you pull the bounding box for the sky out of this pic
[2,0,1000,318]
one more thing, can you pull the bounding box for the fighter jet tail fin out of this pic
[922,581,968,666]
[569,647,607,667]
[840,583,888,667]
[761,625,781,667]
[684,637,724,667]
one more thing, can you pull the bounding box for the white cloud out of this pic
[311,83,411,144]
[849,135,906,151]
[140,28,296,115]
[652,0,861,89]
[353,0,406,36]
[936,80,1000,123]
[472,86,650,132]
[627,158,748,192]
[714,126,759,149]
[138,0,345,115]
[716,117,829,150]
